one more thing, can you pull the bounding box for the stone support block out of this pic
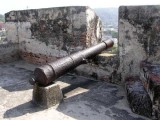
[32,83,63,108]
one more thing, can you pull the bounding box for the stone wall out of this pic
[0,43,19,63]
[5,6,102,64]
[119,5,160,81]
[0,22,19,63]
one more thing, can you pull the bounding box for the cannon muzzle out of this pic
[30,40,114,86]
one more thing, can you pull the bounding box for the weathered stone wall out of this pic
[5,6,102,64]
[4,6,118,82]
[119,5,160,81]
[0,43,19,63]
[0,22,19,63]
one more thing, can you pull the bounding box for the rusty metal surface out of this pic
[31,40,114,86]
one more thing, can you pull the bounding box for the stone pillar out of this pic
[119,5,160,81]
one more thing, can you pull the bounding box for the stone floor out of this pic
[0,61,150,120]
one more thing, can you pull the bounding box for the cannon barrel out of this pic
[30,40,114,86]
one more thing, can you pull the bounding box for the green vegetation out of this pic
[110,44,118,54]
[105,44,118,54]
[111,31,118,38]
[0,14,5,22]
[103,30,118,38]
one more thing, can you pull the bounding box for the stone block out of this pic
[32,83,63,108]
[125,76,152,118]
[140,61,160,119]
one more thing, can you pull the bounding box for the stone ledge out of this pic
[140,61,160,119]
[125,76,152,118]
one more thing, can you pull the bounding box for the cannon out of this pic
[30,40,114,86]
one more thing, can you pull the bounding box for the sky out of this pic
[0,0,160,14]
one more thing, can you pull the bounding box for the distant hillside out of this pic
[94,8,118,28]
[0,14,5,22]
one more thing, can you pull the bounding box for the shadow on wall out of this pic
[0,43,20,63]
